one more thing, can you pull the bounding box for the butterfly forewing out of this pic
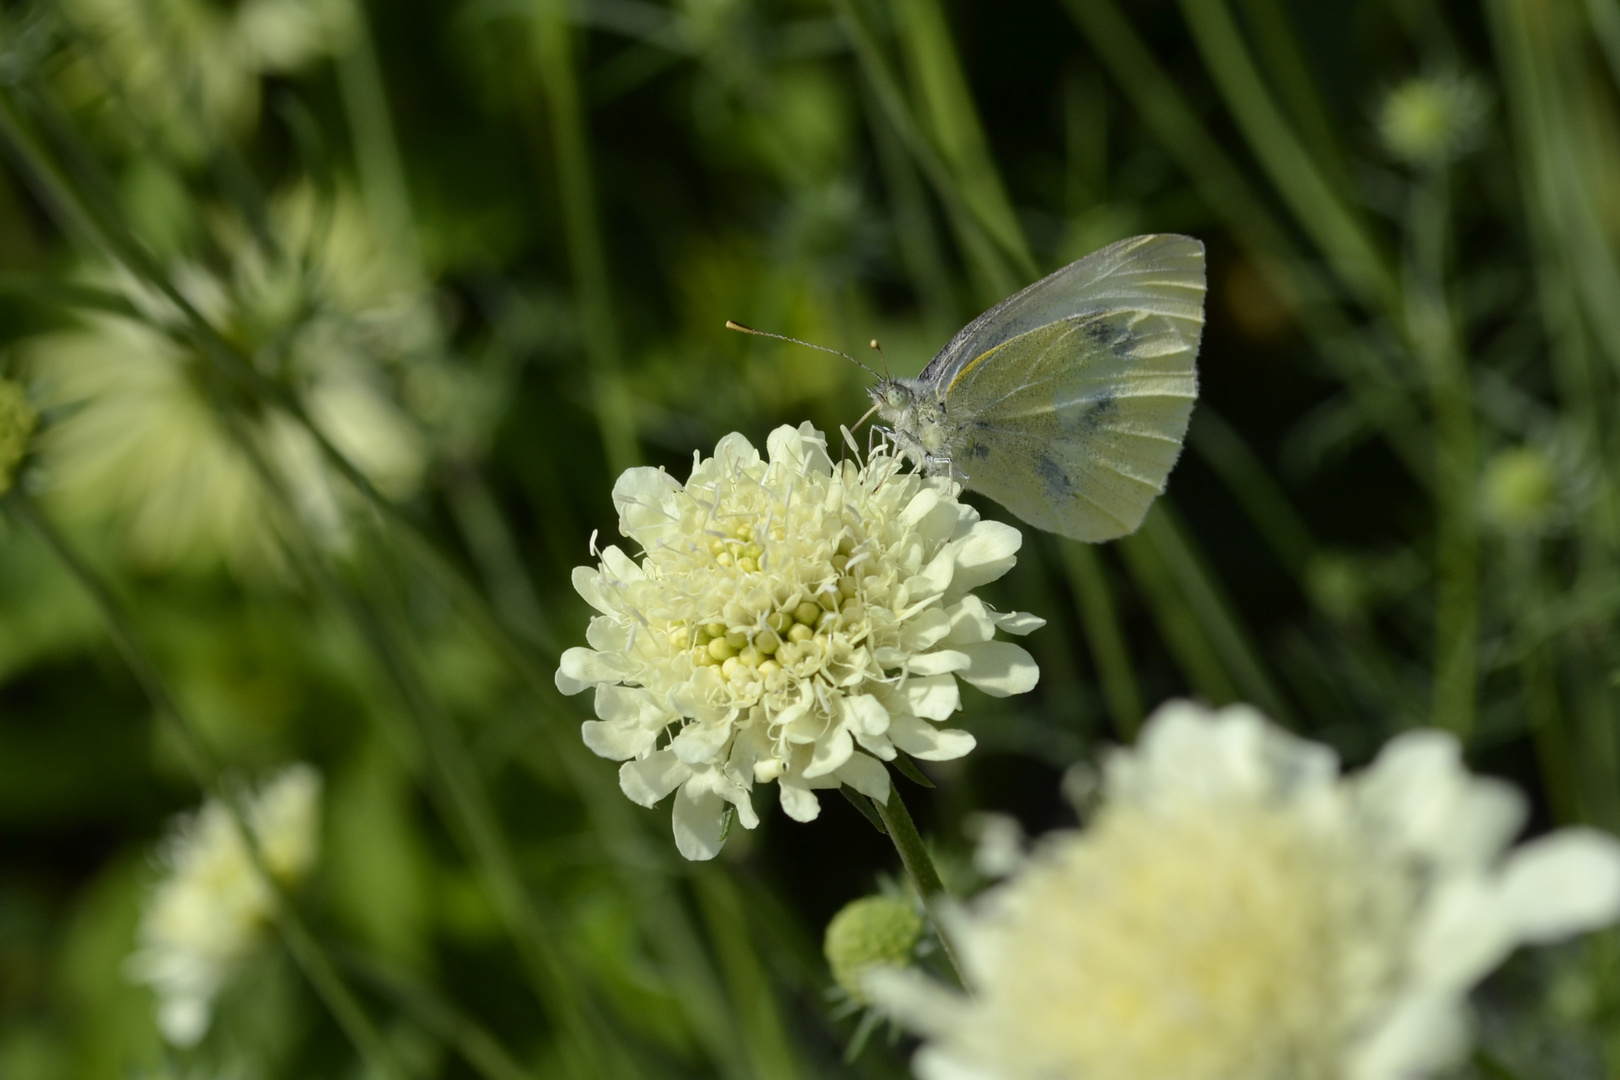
[938,235,1204,542]
[921,234,1206,390]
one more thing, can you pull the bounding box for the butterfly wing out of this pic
[939,235,1204,542]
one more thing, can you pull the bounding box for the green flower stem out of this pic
[2,488,408,1080]
[871,782,965,987]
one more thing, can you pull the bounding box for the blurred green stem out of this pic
[872,781,965,986]
[528,0,639,476]
[1407,170,1477,737]
[2,488,408,1080]
[1175,0,1397,310]
[1056,541,1143,740]
[336,11,423,274]
[338,946,537,1080]
[694,871,804,1080]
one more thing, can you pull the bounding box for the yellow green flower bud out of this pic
[0,379,37,495]
[1481,446,1556,532]
[824,895,924,1004]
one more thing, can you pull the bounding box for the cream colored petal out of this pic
[1497,828,1620,944]
[1358,729,1525,869]
[945,520,1022,593]
[906,649,971,676]
[900,606,954,653]
[864,967,971,1039]
[672,779,728,861]
[778,776,822,822]
[1347,991,1470,1080]
[803,724,854,779]
[835,751,891,803]
[618,750,689,807]
[957,642,1039,697]
[991,609,1045,636]
[670,720,733,765]
[581,718,660,760]
[841,693,892,737]
[889,713,975,761]
[570,565,615,614]
[585,614,629,652]
[555,647,625,695]
[905,674,961,721]
[597,544,645,583]
[942,595,996,647]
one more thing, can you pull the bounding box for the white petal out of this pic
[864,967,970,1039]
[581,719,659,760]
[157,993,213,1047]
[1347,991,1470,1080]
[598,544,645,584]
[941,595,996,647]
[778,777,822,822]
[586,615,629,652]
[946,520,1022,592]
[555,647,625,695]
[899,606,954,653]
[570,565,615,614]
[670,720,733,765]
[906,649,970,676]
[991,609,1045,636]
[836,752,891,803]
[612,467,681,529]
[905,674,961,721]
[958,642,1039,697]
[672,779,727,861]
[593,684,667,726]
[1359,729,1525,869]
[619,750,689,807]
[803,725,854,779]
[1498,828,1620,944]
[890,713,976,761]
[840,693,892,737]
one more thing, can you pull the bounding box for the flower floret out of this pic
[557,424,1042,860]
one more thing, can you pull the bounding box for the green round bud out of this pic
[823,895,924,1004]
[1377,73,1488,169]
[0,379,37,495]
[1481,446,1557,532]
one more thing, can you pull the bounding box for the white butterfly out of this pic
[870,233,1205,542]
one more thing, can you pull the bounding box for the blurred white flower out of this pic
[29,186,432,574]
[869,700,1620,1080]
[556,424,1042,860]
[0,378,37,494]
[57,0,355,158]
[128,764,323,1047]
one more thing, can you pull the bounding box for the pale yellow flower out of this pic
[29,186,431,573]
[870,701,1620,1080]
[557,424,1042,859]
[128,765,322,1047]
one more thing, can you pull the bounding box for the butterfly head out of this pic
[869,378,954,476]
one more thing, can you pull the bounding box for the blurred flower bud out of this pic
[1377,73,1488,168]
[824,895,925,1004]
[1481,445,1557,533]
[0,378,38,494]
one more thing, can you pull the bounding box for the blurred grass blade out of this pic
[1055,540,1144,740]
[1233,0,1351,194]
[832,0,1019,300]
[529,0,640,475]
[1116,518,1238,707]
[695,871,805,1080]
[1139,505,1295,726]
[1187,409,1315,578]
[890,0,1038,280]
[1175,0,1397,310]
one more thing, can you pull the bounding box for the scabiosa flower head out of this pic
[825,894,926,1005]
[556,424,1042,860]
[127,764,322,1047]
[869,700,1620,1080]
[1377,72,1489,169]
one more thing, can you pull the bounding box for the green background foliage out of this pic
[1,0,1618,1076]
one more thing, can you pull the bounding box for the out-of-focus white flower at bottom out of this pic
[127,764,322,1047]
[868,701,1620,1080]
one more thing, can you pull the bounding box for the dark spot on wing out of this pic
[1062,392,1118,438]
[963,440,992,461]
[1037,452,1073,498]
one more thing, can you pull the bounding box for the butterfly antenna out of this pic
[868,338,892,379]
[725,320,881,379]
